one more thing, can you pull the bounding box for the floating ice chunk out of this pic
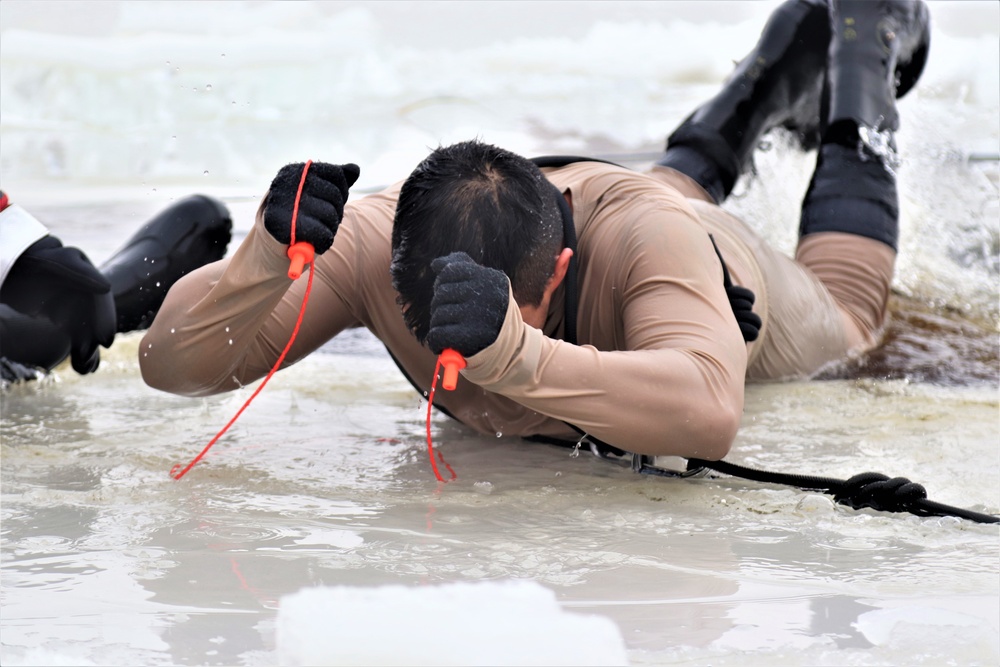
[276,579,628,666]
[854,605,992,648]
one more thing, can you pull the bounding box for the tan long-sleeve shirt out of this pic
[143,161,840,460]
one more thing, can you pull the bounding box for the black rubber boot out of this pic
[800,0,930,250]
[822,0,931,146]
[656,0,831,203]
[799,143,901,248]
[100,195,232,332]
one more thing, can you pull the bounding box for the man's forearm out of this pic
[139,224,295,396]
[463,298,746,460]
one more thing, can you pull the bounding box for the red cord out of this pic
[290,162,308,247]
[171,161,315,480]
[425,356,457,483]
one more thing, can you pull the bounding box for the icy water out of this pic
[2,334,998,666]
[2,1,999,665]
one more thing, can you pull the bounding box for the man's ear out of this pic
[545,247,574,296]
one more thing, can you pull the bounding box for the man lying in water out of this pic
[140,0,930,461]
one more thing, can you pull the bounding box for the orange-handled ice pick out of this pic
[171,160,317,480]
[287,242,314,280]
[438,348,466,391]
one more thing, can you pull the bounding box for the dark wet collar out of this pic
[549,182,578,345]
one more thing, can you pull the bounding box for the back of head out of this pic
[391,140,563,343]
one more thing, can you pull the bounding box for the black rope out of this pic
[543,430,998,524]
[687,458,1000,525]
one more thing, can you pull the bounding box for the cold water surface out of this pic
[2,329,997,665]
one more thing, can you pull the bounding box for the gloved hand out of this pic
[709,234,761,343]
[426,252,510,357]
[725,283,761,343]
[0,236,116,374]
[262,161,361,255]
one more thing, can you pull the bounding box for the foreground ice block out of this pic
[276,579,629,666]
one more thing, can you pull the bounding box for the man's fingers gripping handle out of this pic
[426,252,509,358]
[263,161,361,263]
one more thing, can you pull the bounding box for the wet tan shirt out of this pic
[142,162,752,459]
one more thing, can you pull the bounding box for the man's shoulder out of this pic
[544,161,692,204]
[341,180,403,243]
[559,163,703,234]
[541,159,642,184]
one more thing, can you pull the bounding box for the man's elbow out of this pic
[138,331,221,397]
[645,399,740,461]
[663,349,745,461]
[139,350,194,396]
[140,361,230,397]
[687,403,739,461]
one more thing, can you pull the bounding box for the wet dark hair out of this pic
[390,140,563,343]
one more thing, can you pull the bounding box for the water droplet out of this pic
[170,328,176,334]
[225,326,230,332]
[147,343,152,349]
[205,84,213,91]
[495,432,503,438]
[203,170,210,176]
[155,282,161,287]
[228,339,233,345]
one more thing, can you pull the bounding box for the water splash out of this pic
[858,124,901,175]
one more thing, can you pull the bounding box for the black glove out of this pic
[708,234,761,343]
[426,252,510,357]
[262,161,360,255]
[0,236,116,374]
[725,283,761,343]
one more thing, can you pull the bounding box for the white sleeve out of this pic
[0,204,50,287]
